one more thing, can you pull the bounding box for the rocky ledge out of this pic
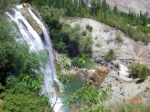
[18,3,43,36]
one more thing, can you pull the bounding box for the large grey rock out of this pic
[118,64,129,77]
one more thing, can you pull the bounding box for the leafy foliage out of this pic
[128,62,150,80]
[82,30,87,36]
[0,0,21,13]
[72,54,90,68]
[0,15,49,111]
[64,84,111,112]
[86,24,93,32]
[55,54,73,85]
[0,15,20,84]
[43,15,94,57]
[0,75,50,112]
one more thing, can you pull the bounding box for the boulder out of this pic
[88,67,110,88]
[78,69,95,81]
[118,64,129,77]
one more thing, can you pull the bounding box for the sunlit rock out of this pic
[88,67,110,88]
[118,64,133,82]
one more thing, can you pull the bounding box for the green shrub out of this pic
[82,30,87,36]
[79,35,93,55]
[83,60,99,69]
[64,84,111,112]
[58,75,73,85]
[105,49,116,61]
[0,74,49,112]
[86,24,93,32]
[128,62,150,80]
[55,42,68,53]
[72,54,90,68]
[72,57,84,68]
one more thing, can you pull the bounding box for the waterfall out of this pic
[6,4,63,112]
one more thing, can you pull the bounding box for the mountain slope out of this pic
[106,0,150,15]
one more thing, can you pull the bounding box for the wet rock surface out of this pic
[19,3,43,36]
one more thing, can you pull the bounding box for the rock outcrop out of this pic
[18,3,43,36]
[88,67,110,88]
[101,70,150,105]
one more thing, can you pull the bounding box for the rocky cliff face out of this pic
[19,3,43,36]
[106,0,150,15]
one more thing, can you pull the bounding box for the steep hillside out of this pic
[63,18,150,104]
[106,0,150,15]
[64,18,150,67]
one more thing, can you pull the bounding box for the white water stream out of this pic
[6,4,63,112]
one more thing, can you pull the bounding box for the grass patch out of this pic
[112,103,150,112]
[84,60,99,69]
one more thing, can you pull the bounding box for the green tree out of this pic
[102,0,109,11]
[0,75,50,112]
[64,84,111,112]
[113,5,118,14]
[0,15,46,86]
[0,15,18,85]
[79,35,93,55]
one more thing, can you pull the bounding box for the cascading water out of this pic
[6,4,63,112]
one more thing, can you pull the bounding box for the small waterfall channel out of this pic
[6,4,63,112]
